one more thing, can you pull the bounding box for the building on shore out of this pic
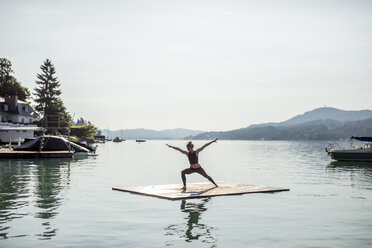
[94,130,106,143]
[0,96,39,144]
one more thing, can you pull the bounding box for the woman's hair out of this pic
[186,141,194,148]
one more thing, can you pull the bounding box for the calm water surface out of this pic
[1,140,372,247]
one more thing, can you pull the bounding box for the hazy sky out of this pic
[1,0,371,131]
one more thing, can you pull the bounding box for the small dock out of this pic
[112,181,289,200]
[0,149,74,158]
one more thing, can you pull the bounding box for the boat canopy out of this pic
[14,136,89,152]
[351,136,372,142]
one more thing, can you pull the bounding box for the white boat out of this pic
[326,137,372,161]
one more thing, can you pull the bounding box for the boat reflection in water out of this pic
[33,158,72,240]
[0,159,32,239]
[0,158,74,240]
[165,198,217,247]
[326,161,372,190]
[328,160,372,168]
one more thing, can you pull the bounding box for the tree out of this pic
[75,117,92,126]
[70,124,98,142]
[0,58,30,101]
[0,58,13,78]
[33,59,71,129]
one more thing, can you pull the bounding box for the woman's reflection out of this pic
[165,198,217,246]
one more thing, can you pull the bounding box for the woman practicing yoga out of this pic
[166,139,218,189]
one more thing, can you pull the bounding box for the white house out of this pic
[0,96,37,123]
[0,96,39,143]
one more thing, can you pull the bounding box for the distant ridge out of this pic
[250,107,372,127]
[102,128,203,140]
[188,107,372,141]
[101,108,372,141]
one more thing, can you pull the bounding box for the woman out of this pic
[166,139,218,189]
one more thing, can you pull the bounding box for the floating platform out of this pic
[0,149,74,158]
[112,181,289,200]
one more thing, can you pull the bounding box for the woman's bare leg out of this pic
[181,168,194,187]
[196,168,218,187]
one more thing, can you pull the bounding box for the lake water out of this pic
[1,140,372,248]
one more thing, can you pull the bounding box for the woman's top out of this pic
[188,151,198,165]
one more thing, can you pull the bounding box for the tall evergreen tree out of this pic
[0,58,30,101]
[34,59,71,129]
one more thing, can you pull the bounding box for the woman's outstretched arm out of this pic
[166,144,188,155]
[196,138,218,153]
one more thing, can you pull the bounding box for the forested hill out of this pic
[188,108,372,141]
[250,107,372,127]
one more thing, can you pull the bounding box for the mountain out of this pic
[101,108,372,141]
[188,107,372,141]
[189,118,372,141]
[250,107,372,127]
[102,128,203,140]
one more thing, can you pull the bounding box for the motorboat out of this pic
[14,136,88,152]
[113,137,122,142]
[112,130,125,142]
[326,137,372,161]
[75,141,97,153]
[0,136,90,158]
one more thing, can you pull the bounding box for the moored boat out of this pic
[0,135,90,159]
[113,137,122,142]
[75,141,97,153]
[326,137,372,161]
[14,136,89,153]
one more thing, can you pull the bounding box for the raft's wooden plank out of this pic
[112,181,289,200]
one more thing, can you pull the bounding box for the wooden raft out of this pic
[112,181,289,200]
